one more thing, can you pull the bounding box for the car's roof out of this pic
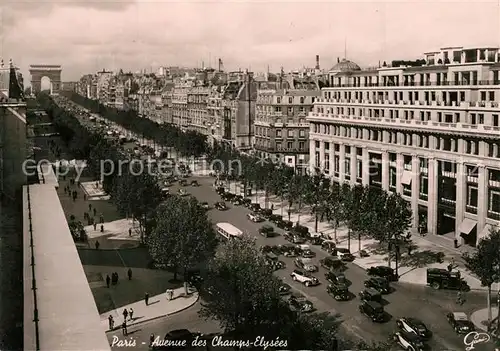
[375,266,393,271]
[167,329,191,335]
[337,248,350,252]
[405,317,424,325]
[452,312,469,320]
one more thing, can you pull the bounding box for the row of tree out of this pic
[37,93,392,350]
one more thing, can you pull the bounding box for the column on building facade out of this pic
[454,162,466,243]
[362,147,370,185]
[427,157,438,235]
[350,147,357,186]
[309,139,316,173]
[396,153,404,194]
[339,143,346,183]
[411,155,420,230]
[381,150,389,191]
[319,142,326,173]
[329,146,335,178]
[477,166,487,234]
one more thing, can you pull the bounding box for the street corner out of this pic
[470,307,499,332]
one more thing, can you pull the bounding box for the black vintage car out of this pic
[249,203,261,213]
[260,245,281,255]
[358,288,382,303]
[319,256,346,271]
[242,198,252,207]
[276,218,294,230]
[280,244,301,257]
[426,268,470,291]
[221,193,235,201]
[260,209,273,219]
[327,283,350,301]
[215,186,225,195]
[367,266,399,281]
[279,283,292,295]
[178,179,187,186]
[292,224,309,237]
[190,180,199,187]
[214,201,228,211]
[364,277,391,294]
[231,195,244,205]
[284,232,306,244]
[326,271,349,286]
[154,329,202,350]
[446,312,475,334]
[259,225,275,238]
[265,253,285,270]
[359,300,386,323]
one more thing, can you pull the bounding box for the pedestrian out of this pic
[93,222,97,231]
[447,263,453,272]
[127,268,132,280]
[93,208,97,216]
[150,334,155,346]
[95,240,100,250]
[108,315,114,330]
[89,203,92,211]
[407,246,412,256]
[122,320,127,336]
[106,274,111,288]
[84,212,87,220]
[129,308,134,321]
[451,257,455,268]
[83,194,87,201]
[129,228,132,237]
[64,187,67,194]
[123,308,128,321]
[100,214,104,224]
[115,272,119,283]
[271,204,274,211]
[100,224,104,233]
[145,292,149,306]
[456,291,463,305]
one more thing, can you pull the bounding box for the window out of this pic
[467,185,478,207]
[289,97,293,104]
[287,130,293,138]
[489,91,495,101]
[276,130,282,137]
[277,97,281,103]
[481,92,486,101]
[493,114,499,127]
[275,106,281,113]
[300,97,305,104]
[299,107,305,113]
[276,142,282,150]
[287,141,293,149]
[299,129,305,137]
[299,141,305,150]
[489,189,500,214]
[288,107,293,114]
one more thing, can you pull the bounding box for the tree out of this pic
[463,227,500,329]
[303,170,330,232]
[324,182,344,242]
[198,235,285,340]
[148,196,217,292]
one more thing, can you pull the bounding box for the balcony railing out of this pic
[324,80,500,89]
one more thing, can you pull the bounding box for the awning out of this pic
[459,218,477,235]
[479,224,495,239]
[401,170,413,185]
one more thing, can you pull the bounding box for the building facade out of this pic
[187,86,210,134]
[207,86,224,144]
[96,70,113,104]
[307,47,500,247]
[171,82,192,129]
[255,89,320,172]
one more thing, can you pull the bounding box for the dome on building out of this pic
[329,58,361,72]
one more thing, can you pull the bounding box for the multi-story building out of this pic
[207,86,224,144]
[161,84,174,124]
[108,76,125,109]
[187,85,210,134]
[255,88,320,172]
[308,47,500,248]
[172,80,193,129]
[96,69,113,104]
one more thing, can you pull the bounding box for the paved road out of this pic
[180,176,490,350]
[59,97,496,350]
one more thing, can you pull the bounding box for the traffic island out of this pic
[471,307,499,333]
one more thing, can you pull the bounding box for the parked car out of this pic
[288,295,314,313]
[290,269,320,287]
[276,218,293,230]
[367,266,399,281]
[179,179,187,186]
[284,232,306,244]
[249,203,261,213]
[214,202,228,211]
[242,198,252,207]
[190,180,199,187]
[260,209,273,219]
[215,186,225,195]
[280,244,301,257]
[308,232,325,245]
[260,245,281,255]
[396,317,432,339]
[221,193,235,201]
[294,257,318,272]
[335,248,355,261]
[358,288,382,303]
[279,283,291,295]
[364,277,391,294]
[359,300,386,323]
[259,225,275,238]
[292,224,309,238]
[199,201,210,210]
[320,256,346,271]
[446,312,475,334]
[426,268,470,291]
[327,283,350,301]
[156,329,201,350]
[269,214,282,223]
[393,331,426,351]
[321,240,337,254]
[231,196,244,205]
[325,271,348,286]
[265,253,285,270]
[298,244,316,258]
[247,212,263,223]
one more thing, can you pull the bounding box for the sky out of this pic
[1,0,500,84]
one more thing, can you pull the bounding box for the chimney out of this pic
[315,55,320,69]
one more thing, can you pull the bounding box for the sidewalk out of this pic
[84,218,141,242]
[101,287,199,332]
[471,307,499,332]
[229,183,487,291]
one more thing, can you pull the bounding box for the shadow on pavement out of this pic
[78,247,152,268]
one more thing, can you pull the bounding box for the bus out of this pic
[216,222,243,240]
